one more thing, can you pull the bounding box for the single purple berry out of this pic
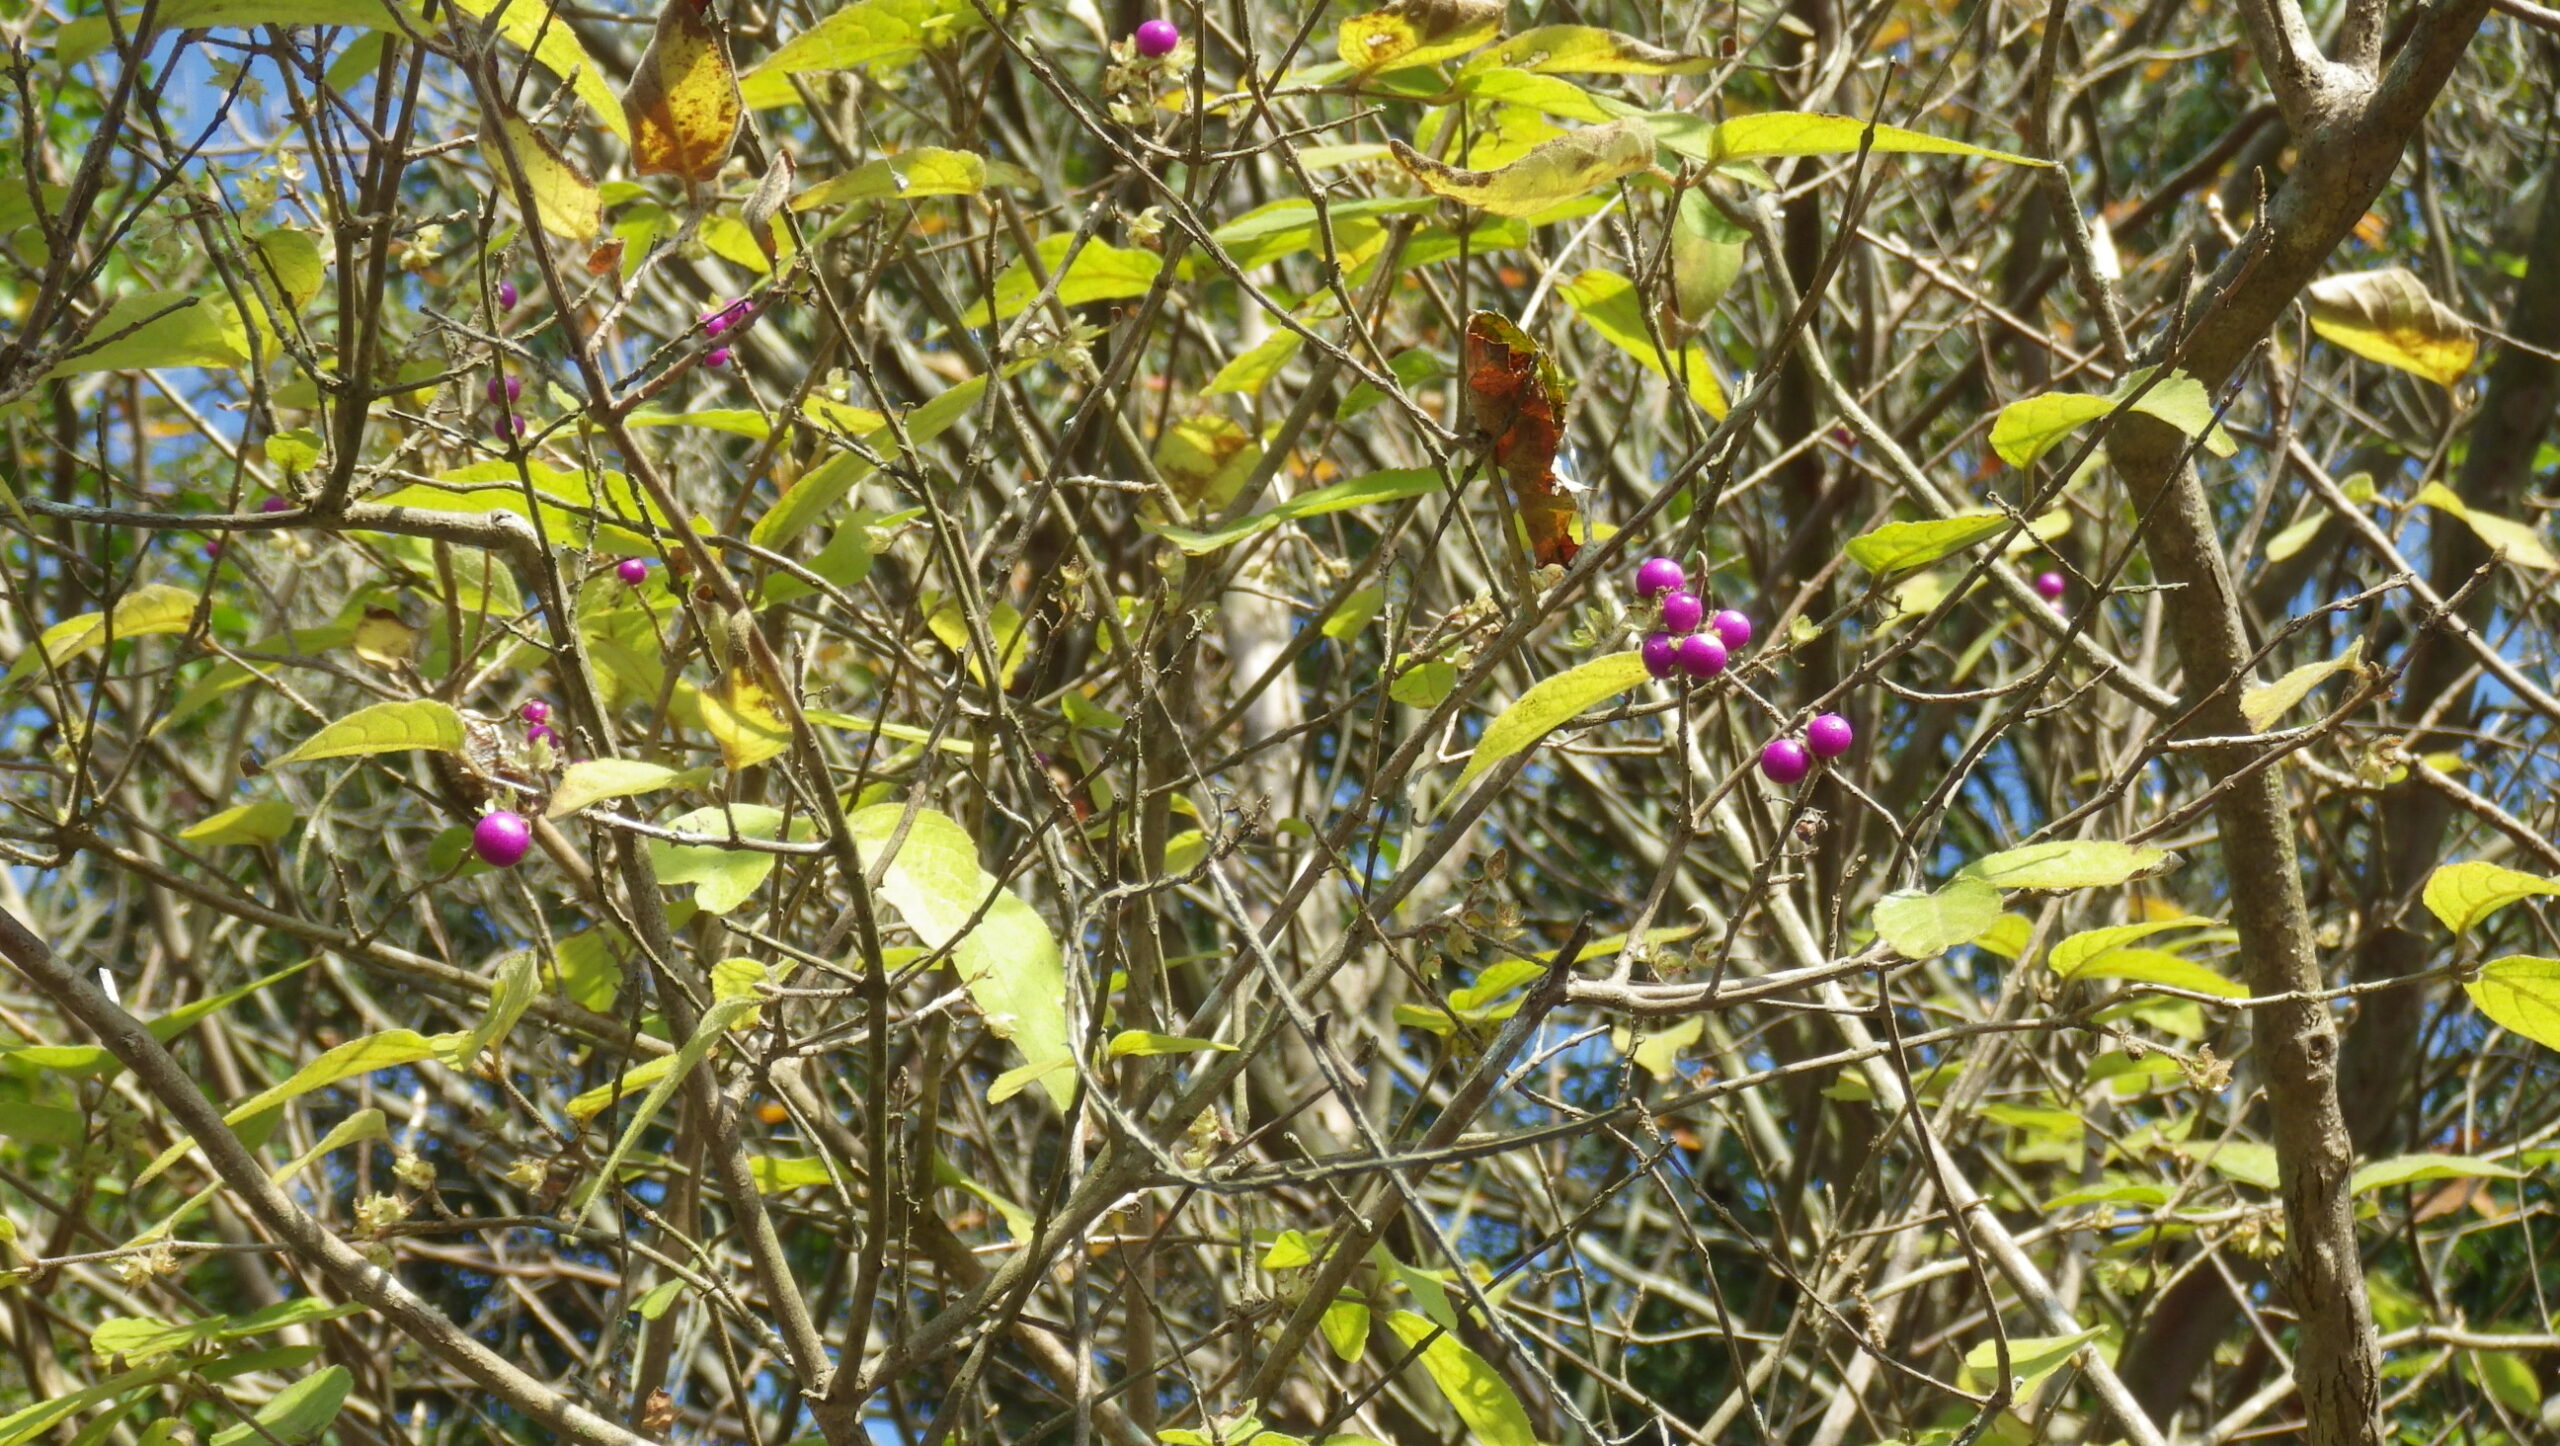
[1806,712,1854,759]
[1134,18,1180,56]
[1675,633,1727,679]
[520,700,551,725]
[260,496,291,513]
[1659,590,1705,636]
[1640,631,1678,680]
[1710,609,1753,652]
[203,538,224,560]
[617,557,651,585]
[495,412,522,440]
[705,346,732,369]
[496,279,519,310]
[472,810,532,869]
[488,375,522,405]
[2034,570,2067,602]
[1634,556,1686,601]
[526,722,557,748]
[1760,738,1811,786]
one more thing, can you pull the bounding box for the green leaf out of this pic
[1703,112,2049,167]
[925,598,1032,690]
[1450,650,1652,794]
[2242,637,2364,730]
[0,1102,82,1147]
[2350,1153,2523,1195]
[849,804,1074,1108]
[567,992,762,1214]
[988,1055,1074,1104]
[1105,1030,1235,1057]
[648,804,819,914]
[2415,481,2560,572]
[2459,1346,2542,1415]
[2465,956,2560,1053]
[1155,468,1441,555]
[961,234,1162,326]
[1872,877,2004,958]
[633,1279,688,1318]
[1336,0,1500,72]
[1389,658,1459,707]
[444,0,627,140]
[1321,1299,1371,1363]
[1382,1312,1537,1446]
[2264,512,2325,562]
[1202,327,1306,396]
[1261,1229,1320,1268]
[2423,861,2560,935]
[792,146,987,209]
[2305,267,2475,387]
[1454,67,1627,125]
[751,375,989,547]
[446,951,540,1064]
[0,1361,192,1446]
[2056,946,2246,999]
[1628,1016,1702,1081]
[273,699,465,764]
[177,799,296,846]
[46,291,249,379]
[2048,917,2219,973]
[1958,840,2168,892]
[2194,1139,2281,1190]
[1961,1328,2101,1392]
[1671,188,1746,322]
[1560,268,1726,416]
[1324,587,1385,642]
[136,1030,448,1188]
[1387,118,1657,219]
[1461,24,1711,75]
[3,583,199,691]
[1989,367,2232,469]
[1845,512,2009,576]
[738,0,984,107]
[546,758,691,819]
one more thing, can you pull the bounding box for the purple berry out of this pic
[1659,590,1705,636]
[1134,18,1180,56]
[260,496,291,513]
[1806,712,1854,759]
[617,557,650,585]
[526,722,557,747]
[2034,570,2067,602]
[495,412,521,440]
[1640,631,1678,680]
[203,538,224,560]
[704,299,753,337]
[1634,556,1685,601]
[1710,609,1753,652]
[472,810,532,869]
[496,279,519,310]
[705,346,732,369]
[488,375,522,405]
[1675,634,1727,679]
[1760,738,1811,786]
[520,700,551,725]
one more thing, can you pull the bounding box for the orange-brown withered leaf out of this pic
[624,0,743,184]
[1464,312,1578,569]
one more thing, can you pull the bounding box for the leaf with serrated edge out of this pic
[1451,651,1652,793]
[2242,637,2364,731]
[1387,119,1656,219]
[2306,267,2476,387]
[2467,956,2560,1052]
[274,700,464,764]
[2424,861,2560,935]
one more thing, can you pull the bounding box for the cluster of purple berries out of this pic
[1630,554,1856,787]
[703,298,754,371]
[487,372,524,441]
[521,699,556,751]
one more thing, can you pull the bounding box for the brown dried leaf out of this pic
[624,0,743,185]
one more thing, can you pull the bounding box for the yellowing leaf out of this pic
[2,583,197,690]
[2466,956,2560,1053]
[1845,512,2009,575]
[961,234,1162,325]
[738,0,984,108]
[1559,268,1725,415]
[46,292,250,379]
[179,800,296,847]
[1154,413,1262,512]
[1872,877,2004,958]
[251,229,326,312]
[489,114,600,240]
[1106,1030,1236,1057]
[1451,650,1651,793]
[1321,1300,1370,1363]
[446,0,628,140]
[2305,267,2475,387]
[2242,637,2364,731]
[1461,24,1711,75]
[1990,367,2233,469]
[700,665,792,771]
[1704,112,2048,167]
[350,607,417,668]
[546,758,691,818]
[2056,946,2246,998]
[925,598,1032,690]
[273,700,464,764]
[1387,118,1657,219]
[2264,512,2325,562]
[1628,1016,1702,1081]
[792,147,987,210]
[1958,840,2168,892]
[623,0,741,184]
[2415,482,2559,572]
[2424,861,2560,935]
[1336,0,1501,72]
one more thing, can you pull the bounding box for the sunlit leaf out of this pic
[649,804,818,914]
[2467,956,2560,1053]
[207,1365,348,1446]
[2048,917,2219,973]
[1845,512,2009,575]
[2242,637,2364,731]
[1382,1313,1537,1446]
[926,598,1032,690]
[1155,468,1441,554]
[489,114,600,240]
[2305,267,2475,387]
[1560,268,1726,416]
[792,147,986,210]
[1990,367,2232,469]
[1336,0,1500,72]
[178,800,296,847]
[137,1030,448,1188]
[45,292,249,379]
[1461,24,1711,75]
[1961,1329,2101,1393]
[1450,650,1650,794]
[1671,188,1747,322]
[567,985,763,1213]
[2055,946,2245,999]
[1872,877,2003,958]
[1202,327,1305,396]
[446,0,627,139]
[1702,112,2048,167]
[2414,482,2559,572]
[2352,1153,2523,1194]
[738,0,984,108]
[2425,861,2560,935]
[1322,1300,1371,1363]
[1388,118,1657,219]
[623,0,742,184]
[273,700,465,764]
[1958,840,2168,891]
[3,584,198,690]
[700,665,793,771]
[752,375,987,547]
[2264,512,2325,562]
[1628,1016,1702,1081]
[1106,1030,1236,1057]
[547,758,690,818]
